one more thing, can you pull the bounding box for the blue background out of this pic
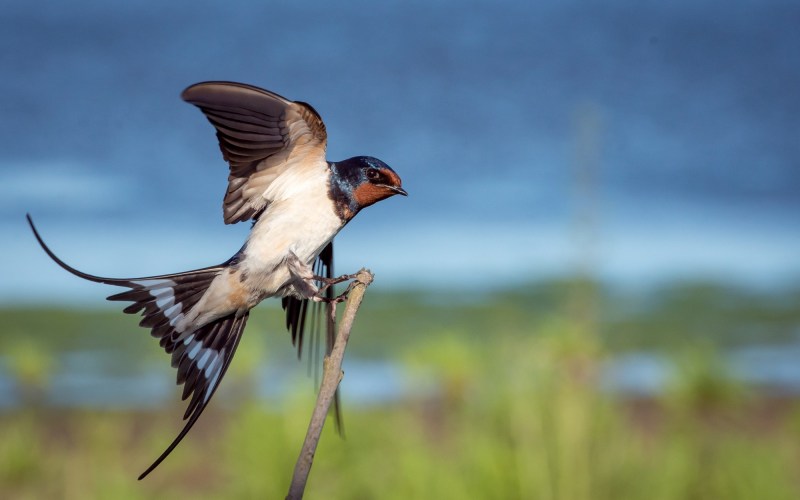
[2,0,798,301]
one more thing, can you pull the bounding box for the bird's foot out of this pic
[311,277,358,304]
[312,273,358,294]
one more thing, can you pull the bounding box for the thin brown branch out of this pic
[286,268,374,500]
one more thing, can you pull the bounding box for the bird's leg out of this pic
[286,252,356,304]
[286,252,321,299]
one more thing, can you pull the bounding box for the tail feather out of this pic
[108,272,219,333]
[26,215,248,479]
[139,311,249,480]
[27,214,224,338]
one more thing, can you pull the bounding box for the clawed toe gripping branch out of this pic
[286,268,374,500]
[313,273,360,305]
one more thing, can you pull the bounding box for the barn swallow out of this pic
[26,81,406,479]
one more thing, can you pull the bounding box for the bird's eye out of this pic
[366,168,381,180]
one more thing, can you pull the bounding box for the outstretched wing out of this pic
[26,215,249,479]
[182,81,328,224]
[281,241,343,432]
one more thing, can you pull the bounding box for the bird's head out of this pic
[329,156,407,220]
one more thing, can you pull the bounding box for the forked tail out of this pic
[26,214,249,479]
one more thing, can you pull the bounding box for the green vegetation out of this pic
[0,279,799,498]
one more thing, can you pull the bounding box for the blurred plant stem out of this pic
[569,102,604,340]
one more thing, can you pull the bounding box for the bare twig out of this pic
[286,268,374,500]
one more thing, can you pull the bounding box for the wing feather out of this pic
[182,81,327,224]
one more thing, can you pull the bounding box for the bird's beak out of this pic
[386,185,408,196]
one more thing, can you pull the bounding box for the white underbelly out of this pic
[183,161,343,326]
[240,195,342,295]
[179,199,341,331]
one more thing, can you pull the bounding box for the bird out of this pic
[26,81,406,479]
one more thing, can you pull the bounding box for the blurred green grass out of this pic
[1,279,799,499]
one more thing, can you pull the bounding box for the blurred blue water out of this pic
[1,0,799,302]
[4,342,800,410]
